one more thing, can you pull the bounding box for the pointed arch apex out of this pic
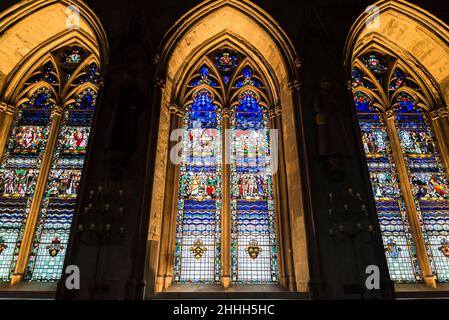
[344,0,449,106]
[157,0,300,84]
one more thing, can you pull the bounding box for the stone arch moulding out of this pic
[344,0,449,109]
[0,0,109,101]
[351,37,442,111]
[145,0,312,297]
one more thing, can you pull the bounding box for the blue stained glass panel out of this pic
[25,88,96,281]
[236,67,261,88]
[357,95,420,282]
[0,89,54,280]
[395,102,449,282]
[230,90,278,284]
[174,90,222,283]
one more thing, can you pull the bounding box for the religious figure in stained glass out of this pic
[352,51,449,283]
[230,89,278,284]
[174,88,222,283]
[172,49,279,285]
[0,46,101,282]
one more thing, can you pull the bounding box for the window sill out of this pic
[154,284,308,299]
[0,282,56,299]
[395,283,449,299]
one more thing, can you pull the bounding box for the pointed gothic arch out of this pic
[146,0,310,296]
[0,0,108,288]
[345,0,449,290]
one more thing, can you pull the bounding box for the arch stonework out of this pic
[0,0,108,101]
[0,0,108,170]
[345,0,449,108]
[147,0,309,294]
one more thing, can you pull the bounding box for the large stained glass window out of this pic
[0,46,101,282]
[352,51,449,284]
[172,50,279,285]
[354,91,419,282]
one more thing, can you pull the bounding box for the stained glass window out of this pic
[230,90,278,283]
[26,88,97,281]
[0,89,53,280]
[173,50,279,285]
[362,52,387,83]
[0,46,101,282]
[174,89,222,283]
[352,51,449,284]
[395,93,449,282]
[355,91,419,282]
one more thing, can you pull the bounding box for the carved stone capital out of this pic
[222,107,232,118]
[169,104,183,117]
[288,80,301,92]
[1,102,15,114]
[439,107,449,119]
[154,77,166,89]
[269,105,282,119]
[53,105,64,116]
[430,107,449,120]
[430,109,440,121]
[386,109,395,119]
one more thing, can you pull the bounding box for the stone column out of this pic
[271,110,296,291]
[0,103,14,159]
[155,105,182,292]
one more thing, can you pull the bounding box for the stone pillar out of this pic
[0,103,14,159]
[154,106,179,291]
[163,105,182,290]
[271,111,296,291]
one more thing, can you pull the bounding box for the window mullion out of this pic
[161,110,183,290]
[271,114,294,290]
[10,107,63,285]
[0,104,15,159]
[221,108,231,288]
[431,108,449,179]
[384,110,437,288]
